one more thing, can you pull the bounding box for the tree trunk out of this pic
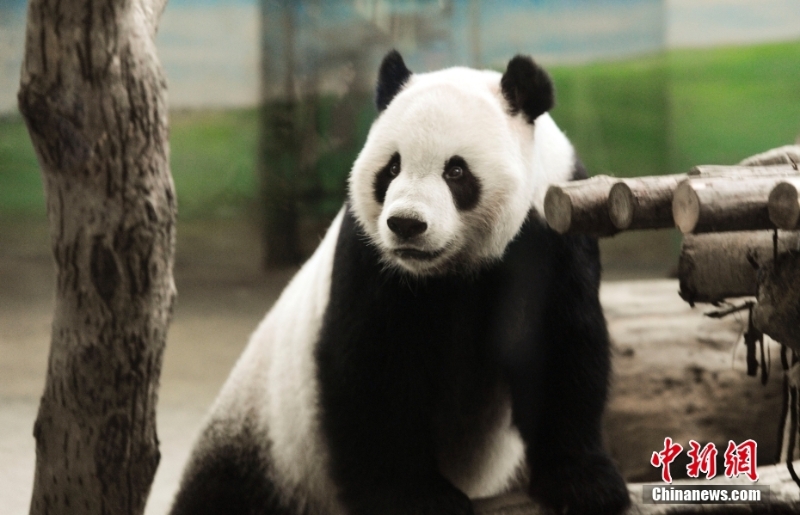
[17,0,175,513]
[259,1,302,267]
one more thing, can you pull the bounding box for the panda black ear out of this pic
[500,55,554,124]
[376,50,412,112]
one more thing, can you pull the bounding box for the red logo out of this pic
[687,440,718,479]
[651,439,758,483]
[651,437,683,483]
[723,440,759,481]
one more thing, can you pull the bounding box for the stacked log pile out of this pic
[544,145,800,351]
[544,161,800,237]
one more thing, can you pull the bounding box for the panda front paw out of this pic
[528,452,630,515]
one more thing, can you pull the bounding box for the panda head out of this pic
[348,50,557,276]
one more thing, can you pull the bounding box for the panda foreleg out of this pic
[316,344,474,515]
[494,225,630,515]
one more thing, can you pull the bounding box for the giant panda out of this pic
[169,51,631,515]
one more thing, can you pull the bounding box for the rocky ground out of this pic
[0,219,792,515]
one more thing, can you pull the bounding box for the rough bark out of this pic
[18,0,175,513]
[543,175,617,236]
[689,164,800,178]
[678,231,800,304]
[608,176,684,231]
[738,145,800,167]
[672,175,798,234]
[754,251,800,352]
[769,179,800,230]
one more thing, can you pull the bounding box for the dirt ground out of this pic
[0,218,789,515]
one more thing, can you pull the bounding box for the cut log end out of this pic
[544,186,572,234]
[544,176,618,236]
[608,182,635,230]
[769,182,800,230]
[672,181,700,234]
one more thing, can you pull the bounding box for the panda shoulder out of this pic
[207,209,346,417]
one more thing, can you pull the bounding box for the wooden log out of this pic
[754,251,800,352]
[678,231,800,304]
[672,175,799,234]
[474,491,541,515]
[619,166,800,233]
[608,176,685,230]
[689,164,800,177]
[769,178,800,230]
[739,144,800,167]
[544,175,617,236]
[546,164,799,236]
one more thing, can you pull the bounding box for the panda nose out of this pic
[387,216,427,239]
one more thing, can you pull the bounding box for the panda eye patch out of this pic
[373,152,401,204]
[443,156,481,210]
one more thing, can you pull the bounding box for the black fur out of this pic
[376,50,412,112]
[443,156,481,211]
[315,206,630,515]
[169,423,300,515]
[374,152,401,204]
[500,55,555,124]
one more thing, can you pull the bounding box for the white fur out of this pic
[205,210,346,514]
[438,395,527,499]
[528,113,579,214]
[349,66,576,276]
